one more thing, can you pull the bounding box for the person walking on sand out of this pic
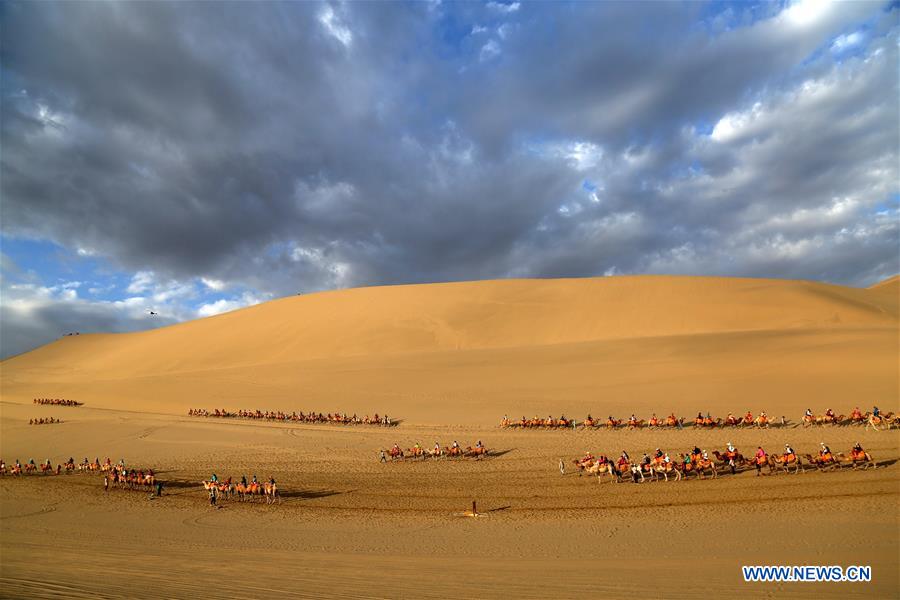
[156,481,163,497]
[380,449,387,463]
[104,475,109,492]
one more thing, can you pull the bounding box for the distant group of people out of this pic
[204,473,278,505]
[29,417,61,425]
[505,410,780,430]
[33,398,80,406]
[381,440,488,461]
[188,408,395,426]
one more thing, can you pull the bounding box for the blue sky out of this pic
[1,0,898,357]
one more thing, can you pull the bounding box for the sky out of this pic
[1,0,898,358]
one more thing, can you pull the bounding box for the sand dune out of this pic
[1,275,898,598]
[1,275,897,423]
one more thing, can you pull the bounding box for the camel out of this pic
[40,461,53,475]
[837,451,876,470]
[755,415,770,429]
[585,461,618,484]
[865,415,883,431]
[675,454,715,479]
[768,453,802,474]
[613,461,643,483]
[264,482,279,504]
[712,450,746,473]
[626,418,645,430]
[388,446,404,460]
[644,460,681,482]
[465,446,489,459]
[605,418,622,430]
[804,453,839,471]
[406,445,427,459]
[693,458,717,479]
[572,455,596,471]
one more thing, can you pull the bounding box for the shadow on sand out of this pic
[280,488,344,500]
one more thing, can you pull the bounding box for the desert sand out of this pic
[1,275,898,599]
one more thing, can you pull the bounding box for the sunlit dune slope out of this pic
[2,275,897,423]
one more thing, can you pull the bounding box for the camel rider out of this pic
[641,453,651,466]
[476,440,484,450]
[620,450,629,462]
[29,459,35,466]
[269,477,275,485]
[241,475,247,486]
[663,453,671,464]
[853,442,864,453]
[655,448,663,459]
[252,475,258,484]
[692,446,701,458]
[727,442,736,454]
[805,408,813,418]
[873,406,880,417]
[434,442,441,454]
[825,408,834,419]
[702,450,709,461]
[852,407,862,419]
[819,442,832,462]
[211,473,218,483]
[754,447,767,475]
[784,444,795,460]
[745,410,753,421]
[452,440,460,450]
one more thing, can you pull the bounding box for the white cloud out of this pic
[201,277,226,291]
[196,292,267,318]
[533,140,604,171]
[781,0,833,28]
[126,270,155,294]
[486,1,520,13]
[480,39,501,62]
[831,31,863,53]
[318,5,353,47]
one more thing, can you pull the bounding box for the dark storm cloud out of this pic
[1,1,897,357]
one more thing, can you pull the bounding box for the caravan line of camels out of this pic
[32,398,81,406]
[571,441,876,484]
[188,408,397,427]
[502,407,895,431]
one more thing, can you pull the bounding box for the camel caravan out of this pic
[188,408,397,427]
[0,457,159,488]
[501,410,781,430]
[33,398,81,406]
[801,407,897,430]
[29,417,62,425]
[570,441,877,484]
[202,476,279,504]
[383,440,491,461]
